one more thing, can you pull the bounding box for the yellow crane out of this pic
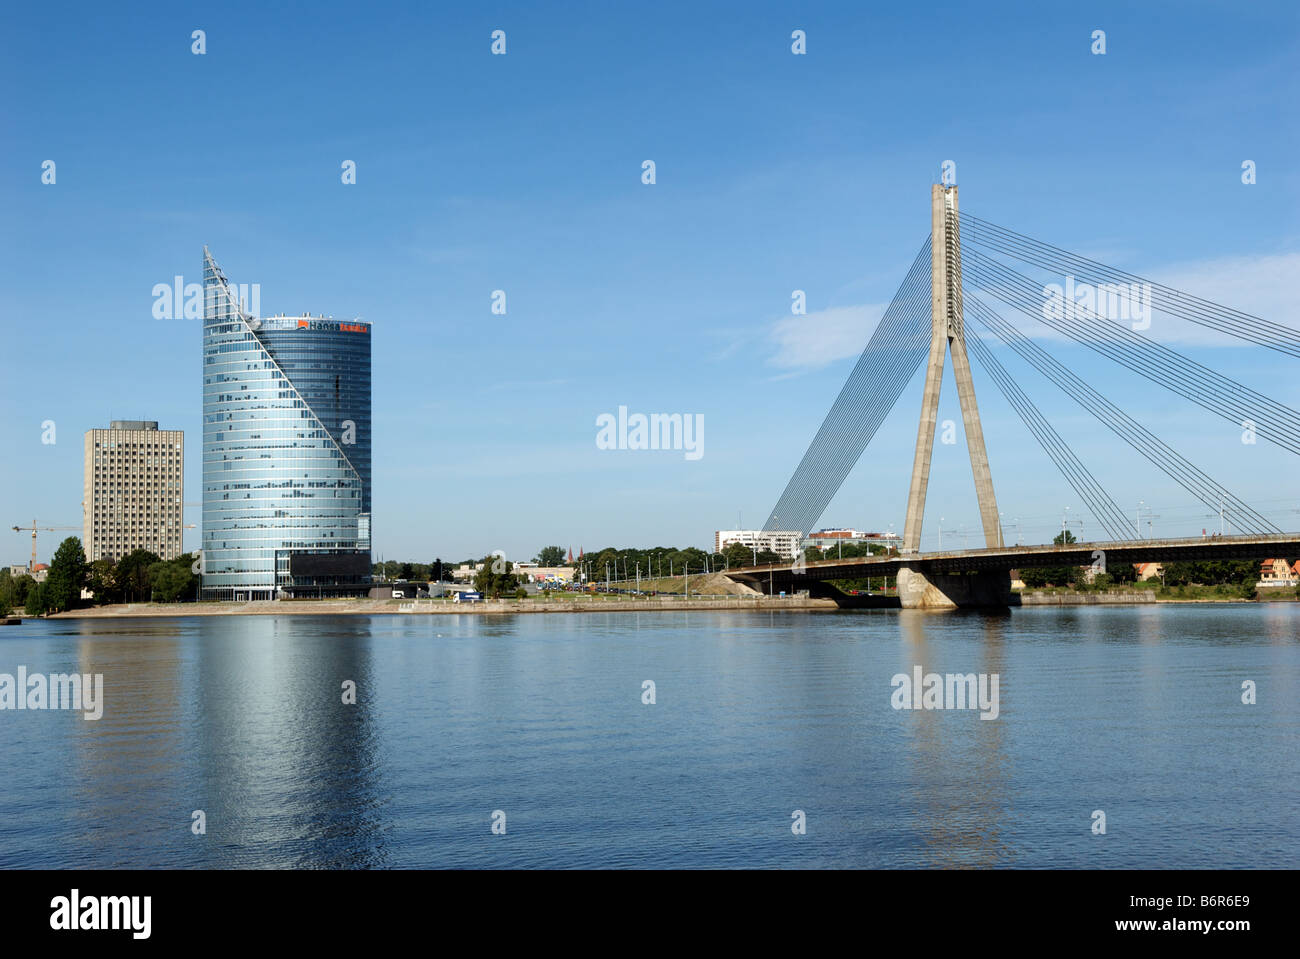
[10,520,81,572]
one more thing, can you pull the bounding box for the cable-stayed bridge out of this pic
[730,182,1300,608]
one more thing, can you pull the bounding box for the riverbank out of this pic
[20,587,1299,618]
[42,595,841,618]
[1017,587,1299,604]
[1019,590,1161,605]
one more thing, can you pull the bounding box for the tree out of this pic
[10,574,35,608]
[1109,563,1138,585]
[431,558,445,582]
[116,549,162,602]
[536,546,566,567]
[87,558,120,604]
[148,557,197,602]
[1020,568,1049,588]
[25,582,49,616]
[44,537,88,613]
[474,555,519,599]
[723,543,754,569]
[1053,530,1077,546]
[1021,565,1080,588]
[398,562,414,581]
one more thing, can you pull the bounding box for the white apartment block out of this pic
[84,421,184,563]
[714,529,804,560]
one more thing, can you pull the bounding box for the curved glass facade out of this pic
[201,249,371,600]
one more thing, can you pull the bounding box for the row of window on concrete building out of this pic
[713,528,903,559]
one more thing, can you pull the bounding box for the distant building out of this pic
[714,529,803,559]
[512,564,576,583]
[1257,558,1298,587]
[804,528,903,552]
[452,563,480,582]
[201,249,372,600]
[83,420,185,563]
[1133,562,1164,582]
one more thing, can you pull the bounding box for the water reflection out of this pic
[898,611,1013,868]
[192,616,386,867]
[72,620,184,868]
[0,603,1295,868]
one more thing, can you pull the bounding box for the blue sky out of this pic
[2,0,1298,564]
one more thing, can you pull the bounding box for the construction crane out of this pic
[10,520,80,571]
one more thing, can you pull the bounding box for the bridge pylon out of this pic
[901,182,1002,553]
[898,182,1010,608]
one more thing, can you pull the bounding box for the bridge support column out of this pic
[901,182,1003,554]
[897,564,1014,609]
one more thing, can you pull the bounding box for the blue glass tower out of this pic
[201,248,372,600]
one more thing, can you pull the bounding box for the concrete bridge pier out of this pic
[897,564,1015,609]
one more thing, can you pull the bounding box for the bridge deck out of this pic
[725,533,1300,584]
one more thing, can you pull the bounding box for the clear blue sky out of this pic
[2,0,1297,564]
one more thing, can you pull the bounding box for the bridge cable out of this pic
[961,250,1300,456]
[963,328,1138,540]
[765,242,934,532]
[959,212,1300,358]
[963,291,1280,534]
[964,290,1278,534]
[763,238,934,533]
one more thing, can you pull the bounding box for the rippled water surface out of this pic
[1,606,1296,868]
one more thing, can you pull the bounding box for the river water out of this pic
[1,605,1296,868]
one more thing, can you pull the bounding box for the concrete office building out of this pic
[714,529,804,560]
[83,420,185,563]
[201,248,372,600]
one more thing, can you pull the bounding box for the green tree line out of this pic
[0,537,200,615]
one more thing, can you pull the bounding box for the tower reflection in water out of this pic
[73,616,388,868]
[897,610,1012,868]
